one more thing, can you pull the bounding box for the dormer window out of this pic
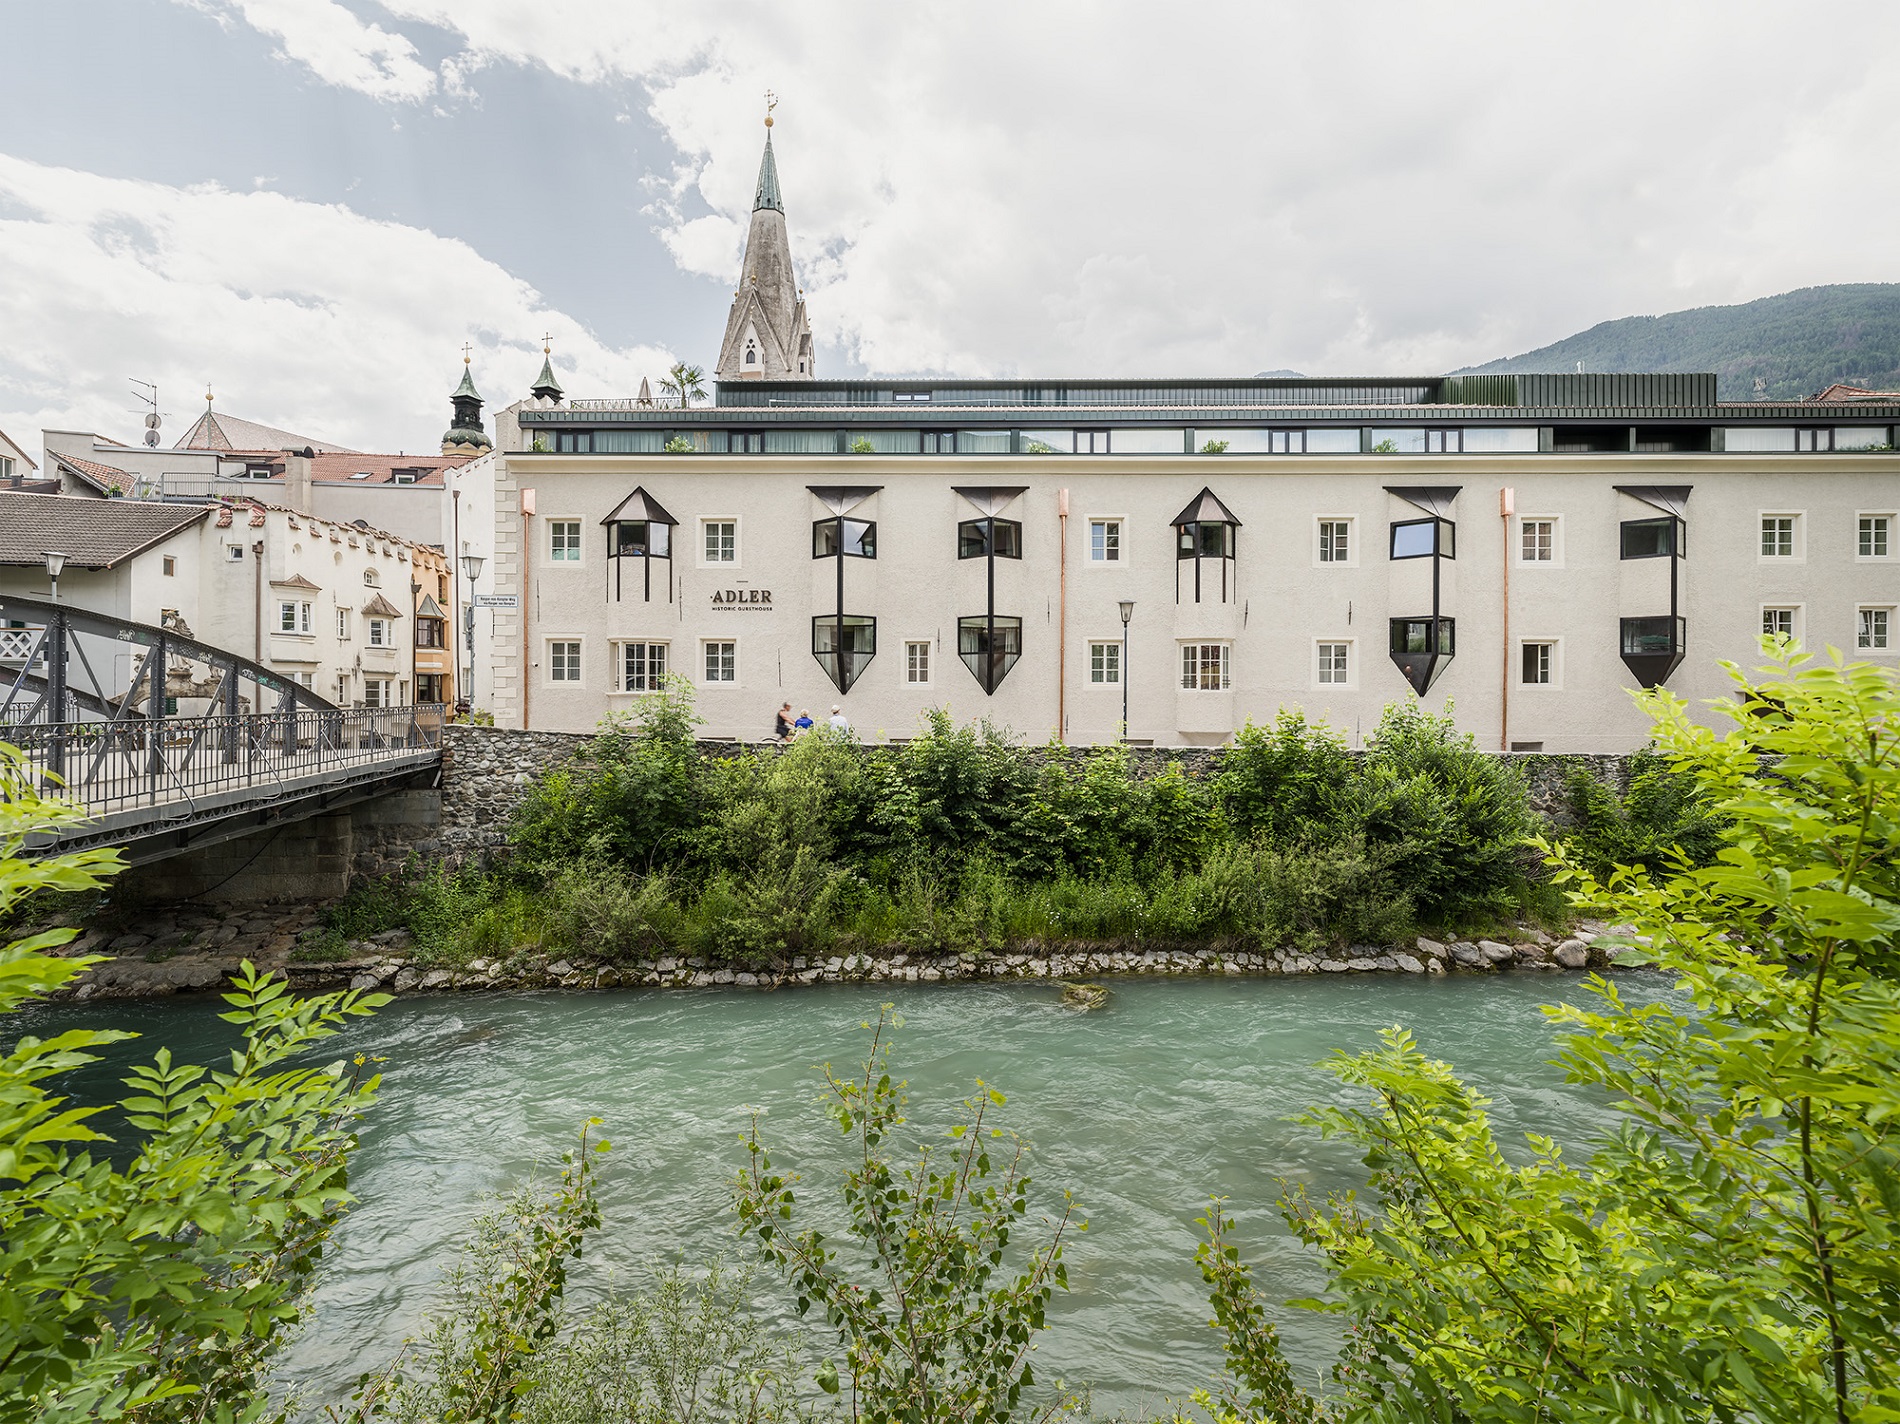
[745,342,757,365]
[363,569,379,587]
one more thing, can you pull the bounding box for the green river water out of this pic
[23,973,1663,1416]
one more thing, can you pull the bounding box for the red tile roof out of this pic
[1813,384,1900,402]
[54,453,136,494]
[309,453,470,487]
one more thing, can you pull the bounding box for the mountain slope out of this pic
[1455,284,1900,400]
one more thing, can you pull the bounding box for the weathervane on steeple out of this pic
[764,89,777,127]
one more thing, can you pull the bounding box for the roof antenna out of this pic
[130,378,164,448]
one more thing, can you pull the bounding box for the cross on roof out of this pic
[461,341,473,364]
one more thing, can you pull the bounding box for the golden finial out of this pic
[541,331,553,354]
[461,341,473,365]
[204,384,213,408]
[764,89,777,128]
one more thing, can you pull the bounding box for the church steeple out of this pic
[442,346,491,455]
[715,98,814,383]
[529,336,565,403]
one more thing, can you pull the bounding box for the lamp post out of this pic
[460,552,485,714]
[44,550,66,602]
[1118,599,1134,740]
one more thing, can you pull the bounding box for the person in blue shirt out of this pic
[793,708,815,736]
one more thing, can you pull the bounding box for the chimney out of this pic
[282,448,313,514]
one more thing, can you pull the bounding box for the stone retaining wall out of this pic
[436,725,1639,866]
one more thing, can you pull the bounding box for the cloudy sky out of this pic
[3,0,1897,455]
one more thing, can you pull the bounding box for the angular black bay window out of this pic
[809,486,882,693]
[958,615,1022,693]
[1618,515,1683,560]
[957,517,1022,560]
[813,516,877,558]
[1614,485,1692,687]
[600,486,678,603]
[952,487,1029,694]
[1388,517,1455,560]
[1171,487,1241,604]
[1384,487,1461,694]
[813,615,877,693]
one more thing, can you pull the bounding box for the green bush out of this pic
[1560,748,1727,879]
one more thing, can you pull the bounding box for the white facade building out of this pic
[452,127,1900,751]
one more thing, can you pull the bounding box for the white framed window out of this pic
[703,640,737,684]
[1089,640,1122,685]
[702,519,738,565]
[1316,518,1354,566]
[226,545,244,562]
[548,639,582,683]
[905,640,931,686]
[1180,643,1230,691]
[363,568,379,586]
[367,618,388,646]
[619,640,668,691]
[362,677,389,708]
[1760,513,1802,560]
[162,556,176,577]
[1858,606,1893,651]
[335,675,351,704]
[277,600,312,634]
[1761,605,1800,640]
[1316,640,1351,686]
[549,520,582,563]
[1859,514,1893,559]
[1519,640,1559,687]
[1088,518,1123,564]
[336,608,350,639]
[1518,517,1558,564]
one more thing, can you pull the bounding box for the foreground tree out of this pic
[1196,648,1900,1422]
[0,745,386,1422]
[736,1010,1083,1424]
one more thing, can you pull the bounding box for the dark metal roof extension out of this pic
[1170,487,1242,526]
[1386,487,1464,518]
[600,486,679,525]
[0,491,211,568]
[1615,485,1693,517]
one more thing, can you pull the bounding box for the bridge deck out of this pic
[3,707,445,863]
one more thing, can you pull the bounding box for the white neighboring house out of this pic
[0,490,453,710]
[0,425,42,489]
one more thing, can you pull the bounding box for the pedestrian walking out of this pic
[828,704,850,732]
[773,702,794,741]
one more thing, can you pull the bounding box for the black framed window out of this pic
[813,615,877,692]
[813,517,877,559]
[1621,616,1685,657]
[1390,617,1456,657]
[1389,517,1455,560]
[958,517,1022,560]
[613,520,670,557]
[554,431,594,453]
[1176,521,1235,559]
[1620,517,1682,559]
[957,615,1022,692]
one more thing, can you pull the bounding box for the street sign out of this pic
[474,594,518,609]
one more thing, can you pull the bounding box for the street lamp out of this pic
[44,550,66,602]
[1118,600,1134,741]
[459,553,485,713]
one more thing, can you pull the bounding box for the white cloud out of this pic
[181,0,438,102]
[0,156,675,454]
[106,2,1900,379]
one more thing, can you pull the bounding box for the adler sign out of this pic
[710,588,774,609]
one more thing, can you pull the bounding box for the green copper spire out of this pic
[753,127,783,214]
[530,340,564,401]
[453,364,481,401]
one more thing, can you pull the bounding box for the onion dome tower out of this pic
[442,348,491,455]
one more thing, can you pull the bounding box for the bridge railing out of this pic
[0,705,446,821]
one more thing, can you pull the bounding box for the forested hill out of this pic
[1455,284,1900,400]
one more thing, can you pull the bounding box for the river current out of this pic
[24,974,1658,1416]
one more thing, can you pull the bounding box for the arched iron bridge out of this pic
[1,595,443,864]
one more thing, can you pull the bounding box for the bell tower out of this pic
[715,95,815,382]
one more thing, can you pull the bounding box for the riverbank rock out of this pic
[1449,942,1486,967]
[1553,939,1590,969]
[1478,940,1516,965]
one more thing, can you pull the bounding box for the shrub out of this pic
[1560,748,1726,879]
